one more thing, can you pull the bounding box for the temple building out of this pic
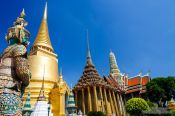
[107,51,151,101]
[49,70,69,116]
[23,2,59,107]
[104,51,127,115]
[73,36,126,116]
[22,2,69,116]
[31,66,52,116]
[125,73,151,100]
[108,50,128,92]
[66,88,77,116]
[23,89,33,116]
[168,97,175,111]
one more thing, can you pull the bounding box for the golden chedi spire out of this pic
[33,2,53,51]
[24,2,59,108]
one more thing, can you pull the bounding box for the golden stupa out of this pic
[24,3,59,107]
[168,97,175,111]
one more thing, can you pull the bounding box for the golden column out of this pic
[99,87,104,112]
[119,94,126,116]
[116,93,122,116]
[103,88,110,115]
[112,91,119,116]
[88,86,92,112]
[109,90,115,115]
[49,88,67,116]
[49,72,69,116]
[93,86,98,111]
[82,88,85,115]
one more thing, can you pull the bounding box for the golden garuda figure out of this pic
[0,9,31,116]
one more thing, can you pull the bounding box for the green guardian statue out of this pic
[0,9,31,116]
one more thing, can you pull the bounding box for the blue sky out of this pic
[0,0,175,85]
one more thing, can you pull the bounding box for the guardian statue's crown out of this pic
[6,9,30,45]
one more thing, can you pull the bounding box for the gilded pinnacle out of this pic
[43,2,47,20]
[86,30,93,65]
[20,8,25,18]
[33,2,53,51]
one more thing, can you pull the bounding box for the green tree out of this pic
[126,98,150,116]
[146,100,158,108]
[146,76,175,107]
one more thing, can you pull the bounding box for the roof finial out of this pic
[138,70,142,77]
[60,68,63,78]
[38,65,46,101]
[20,8,25,18]
[86,29,93,65]
[145,70,151,76]
[87,30,89,51]
[43,2,47,20]
[32,1,53,51]
[87,29,91,58]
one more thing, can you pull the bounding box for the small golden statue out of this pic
[168,96,175,112]
[0,9,31,116]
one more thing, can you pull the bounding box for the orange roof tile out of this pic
[128,77,140,86]
[142,76,150,85]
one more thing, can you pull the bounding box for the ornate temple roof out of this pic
[109,50,120,77]
[23,89,32,111]
[104,76,124,93]
[32,2,53,51]
[126,74,150,94]
[67,88,76,108]
[50,69,69,94]
[74,33,112,90]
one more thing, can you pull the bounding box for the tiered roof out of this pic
[74,47,109,90]
[23,89,33,112]
[74,34,112,90]
[104,76,124,92]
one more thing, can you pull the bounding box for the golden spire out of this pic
[37,65,46,101]
[60,68,63,79]
[33,2,53,51]
[43,3,47,20]
[58,68,64,84]
[86,30,93,65]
